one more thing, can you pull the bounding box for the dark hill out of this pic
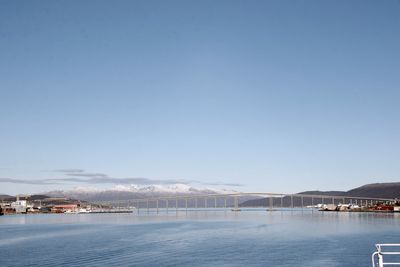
[0,194,13,200]
[298,183,400,199]
[346,183,400,199]
[240,182,400,207]
[0,194,50,202]
[297,190,345,196]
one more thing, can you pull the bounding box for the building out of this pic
[51,204,79,213]
[11,200,27,213]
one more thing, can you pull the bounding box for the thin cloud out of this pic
[205,183,245,187]
[54,169,111,178]
[53,169,85,173]
[0,169,244,187]
[190,179,245,187]
[0,178,58,185]
[47,176,189,185]
[0,176,187,186]
[66,173,109,178]
[52,169,192,184]
[226,183,245,187]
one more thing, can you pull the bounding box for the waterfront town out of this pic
[0,195,134,215]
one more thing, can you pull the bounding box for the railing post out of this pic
[214,197,217,208]
[205,197,207,209]
[147,200,149,213]
[176,198,178,212]
[195,198,198,209]
[378,252,384,267]
[224,198,227,209]
[185,198,188,212]
[166,199,169,213]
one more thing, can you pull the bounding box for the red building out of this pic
[51,204,79,213]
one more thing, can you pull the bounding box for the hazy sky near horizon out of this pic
[1,0,400,195]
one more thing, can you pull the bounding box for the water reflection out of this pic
[1,210,399,267]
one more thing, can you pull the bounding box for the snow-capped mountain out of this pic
[45,184,238,202]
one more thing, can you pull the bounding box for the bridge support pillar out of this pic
[301,196,304,209]
[291,195,293,209]
[232,196,240,211]
[269,196,273,211]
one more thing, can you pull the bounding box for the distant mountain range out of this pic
[2,182,399,205]
[43,184,237,202]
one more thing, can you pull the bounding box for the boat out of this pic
[319,204,337,211]
[64,210,78,214]
[78,208,91,213]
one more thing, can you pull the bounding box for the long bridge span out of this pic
[91,192,394,213]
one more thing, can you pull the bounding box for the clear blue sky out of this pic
[1,0,400,195]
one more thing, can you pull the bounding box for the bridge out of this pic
[91,192,394,213]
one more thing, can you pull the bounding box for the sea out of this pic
[1,209,399,267]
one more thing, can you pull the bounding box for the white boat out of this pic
[78,208,91,213]
[64,210,78,214]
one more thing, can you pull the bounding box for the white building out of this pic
[11,200,27,213]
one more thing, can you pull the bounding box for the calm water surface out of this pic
[1,210,399,266]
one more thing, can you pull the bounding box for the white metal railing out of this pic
[372,244,400,267]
